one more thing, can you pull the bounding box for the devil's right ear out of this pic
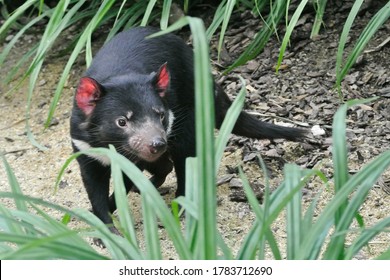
[75,77,103,115]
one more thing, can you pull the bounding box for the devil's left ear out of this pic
[153,62,170,98]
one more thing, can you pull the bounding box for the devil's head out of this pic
[74,63,174,162]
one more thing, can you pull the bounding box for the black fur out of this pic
[70,26,306,244]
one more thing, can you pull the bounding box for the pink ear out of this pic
[76,77,102,115]
[155,63,170,98]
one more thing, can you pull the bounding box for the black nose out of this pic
[149,137,167,154]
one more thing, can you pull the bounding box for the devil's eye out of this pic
[117,118,127,127]
[159,112,165,122]
[152,107,165,123]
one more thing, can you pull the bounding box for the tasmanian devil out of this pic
[70,26,306,244]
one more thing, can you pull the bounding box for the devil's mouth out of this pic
[120,146,165,163]
[139,147,167,162]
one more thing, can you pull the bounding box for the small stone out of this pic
[246,60,260,71]
[229,178,243,188]
[264,149,280,158]
[49,118,60,127]
[5,137,14,142]
[217,174,235,186]
[243,152,257,162]
[59,180,69,189]
[311,125,326,136]
[5,34,14,42]
[38,79,47,86]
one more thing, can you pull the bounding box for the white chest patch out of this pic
[71,138,111,166]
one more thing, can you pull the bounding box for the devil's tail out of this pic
[214,83,307,141]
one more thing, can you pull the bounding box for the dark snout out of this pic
[149,137,167,154]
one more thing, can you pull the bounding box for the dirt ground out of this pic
[0,2,389,259]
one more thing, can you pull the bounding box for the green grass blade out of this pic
[23,0,86,149]
[160,0,172,30]
[264,228,282,260]
[335,0,363,96]
[326,98,377,259]
[257,155,281,260]
[216,232,233,260]
[238,219,281,260]
[298,150,390,259]
[332,101,352,215]
[183,157,198,214]
[26,0,75,82]
[110,148,140,253]
[1,154,27,212]
[111,0,128,30]
[0,232,106,260]
[85,33,93,67]
[124,3,149,29]
[310,0,328,38]
[45,0,116,127]
[300,188,327,259]
[237,167,265,259]
[1,204,103,259]
[206,0,227,41]
[345,217,390,260]
[0,0,39,40]
[238,161,320,259]
[0,204,26,237]
[141,0,157,26]
[376,249,390,260]
[173,197,197,219]
[214,77,245,171]
[324,150,390,259]
[77,147,191,259]
[267,168,318,215]
[236,169,273,260]
[217,0,236,61]
[72,208,139,260]
[146,16,190,38]
[0,210,48,237]
[188,17,217,260]
[276,0,309,73]
[3,44,37,87]
[152,16,218,259]
[0,190,142,259]
[19,204,99,250]
[21,1,68,101]
[150,15,218,259]
[183,157,199,255]
[237,164,306,260]
[237,221,262,260]
[0,10,48,67]
[106,2,146,41]
[285,164,303,259]
[336,1,390,95]
[141,195,162,259]
[332,99,371,211]
[0,189,142,259]
[224,0,287,73]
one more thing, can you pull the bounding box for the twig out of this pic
[2,148,32,155]
[0,117,28,130]
[0,109,44,130]
[364,36,390,53]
